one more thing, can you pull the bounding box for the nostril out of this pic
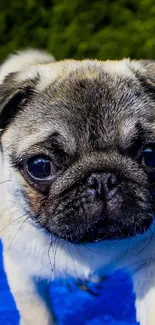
[107,173,118,190]
[87,172,119,201]
[87,176,98,190]
[87,188,96,197]
[87,174,102,200]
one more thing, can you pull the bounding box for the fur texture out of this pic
[1,49,155,325]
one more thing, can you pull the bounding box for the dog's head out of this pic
[1,53,155,243]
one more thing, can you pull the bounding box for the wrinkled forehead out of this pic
[3,61,155,155]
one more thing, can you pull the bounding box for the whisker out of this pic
[48,235,54,273]
[82,242,107,256]
[74,245,86,260]
[67,240,78,278]
[50,237,60,277]
[8,215,29,249]
[119,238,131,261]
[136,228,154,257]
[149,182,155,186]
[0,212,28,234]
[53,238,58,274]
[58,238,67,255]
[0,179,11,185]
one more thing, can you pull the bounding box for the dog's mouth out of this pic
[62,219,153,244]
[41,210,153,244]
[77,218,153,244]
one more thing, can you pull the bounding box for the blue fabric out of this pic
[0,241,139,325]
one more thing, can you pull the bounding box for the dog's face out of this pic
[1,59,155,244]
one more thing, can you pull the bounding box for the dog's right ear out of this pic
[0,73,35,132]
[0,49,55,132]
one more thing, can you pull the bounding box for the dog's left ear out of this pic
[0,73,35,131]
[130,59,155,96]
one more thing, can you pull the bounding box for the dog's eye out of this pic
[142,146,155,167]
[27,157,57,180]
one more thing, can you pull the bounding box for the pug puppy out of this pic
[0,49,155,325]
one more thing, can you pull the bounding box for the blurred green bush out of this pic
[0,0,155,61]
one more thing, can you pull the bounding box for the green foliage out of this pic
[0,0,155,62]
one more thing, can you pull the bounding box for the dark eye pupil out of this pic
[28,158,51,179]
[143,148,155,167]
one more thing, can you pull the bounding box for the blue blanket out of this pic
[0,242,138,325]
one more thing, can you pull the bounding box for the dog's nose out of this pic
[87,172,118,200]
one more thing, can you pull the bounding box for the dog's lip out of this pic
[51,214,153,244]
[30,206,153,244]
